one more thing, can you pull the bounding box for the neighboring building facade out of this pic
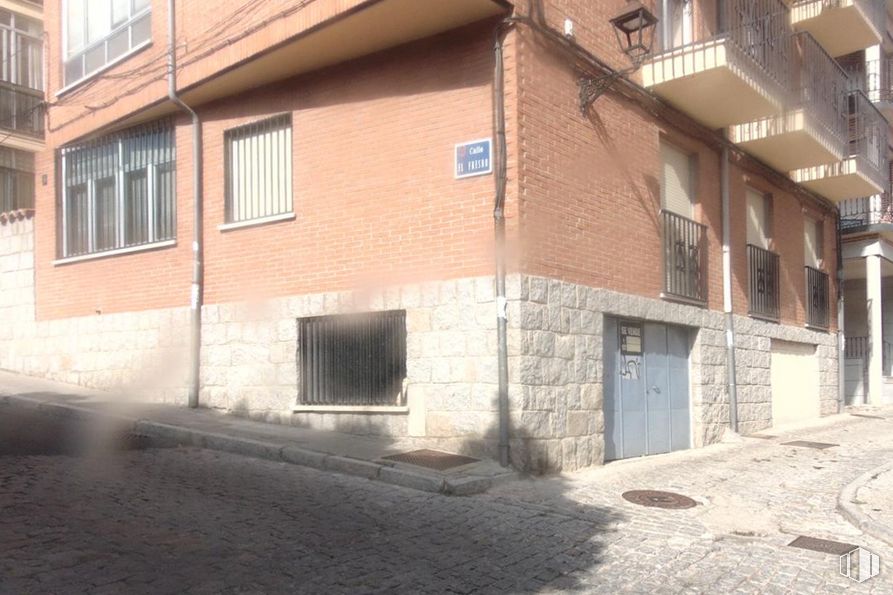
[0,0,870,472]
[0,0,42,220]
[837,6,893,407]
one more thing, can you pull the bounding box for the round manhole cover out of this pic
[622,490,697,509]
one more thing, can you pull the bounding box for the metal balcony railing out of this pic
[839,193,893,232]
[747,244,780,320]
[652,0,791,90]
[0,82,43,138]
[846,56,893,104]
[790,32,848,146]
[805,266,830,329]
[846,90,887,190]
[661,210,707,304]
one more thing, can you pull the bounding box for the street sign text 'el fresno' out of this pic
[455,138,493,179]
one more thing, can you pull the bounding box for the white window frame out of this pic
[223,113,294,227]
[60,0,152,92]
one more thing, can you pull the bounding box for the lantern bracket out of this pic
[578,67,634,115]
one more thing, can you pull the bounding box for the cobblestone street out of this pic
[2,407,893,594]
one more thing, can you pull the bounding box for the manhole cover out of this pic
[789,536,856,556]
[781,440,838,450]
[621,490,697,509]
[383,449,479,471]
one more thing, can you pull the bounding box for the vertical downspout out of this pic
[168,0,203,409]
[837,216,846,411]
[721,145,738,432]
[493,25,510,468]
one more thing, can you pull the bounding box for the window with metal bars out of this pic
[58,119,175,258]
[298,311,407,406]
[0,147,33,212]
[224,114,293,225]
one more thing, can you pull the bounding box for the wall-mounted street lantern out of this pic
[579,0,658,114]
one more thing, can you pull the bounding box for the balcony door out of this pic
[660,0,693,51]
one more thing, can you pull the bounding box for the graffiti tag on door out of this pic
[619,321,643,381]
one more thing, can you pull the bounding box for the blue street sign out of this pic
[455,138,493,179]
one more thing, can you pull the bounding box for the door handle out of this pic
[650,386,662,394]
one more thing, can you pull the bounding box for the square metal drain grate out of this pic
[781,440,838,450]
[383,449,479,471]
[788,536,856,556]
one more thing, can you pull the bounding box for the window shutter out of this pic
[746,189,769,248]
[804,218,821,268]
[661,142,693,218]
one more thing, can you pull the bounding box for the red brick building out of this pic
[0,0,869,471]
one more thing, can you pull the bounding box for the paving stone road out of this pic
[1,406,893,594]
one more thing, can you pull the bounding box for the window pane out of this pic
[17,36,43,90]
[65,184,89,257]
[84,44,106,75]
[132,0,150,12]
[131,13,151,47]
[0,10,11,27]
[64,57,84,84]
[155,162,175,241]
[111,0,130,27]
[86,0,111,46]
[66,0,86,55]
[106,28,129,62]
[94,177,118,252]
[125,169,149,246]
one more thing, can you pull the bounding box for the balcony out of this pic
[730,32,847,171]
[642,0,790,129]
[790,0,884,57]
[0,82,43,143]
[844,54,893,122]
[839,193,893,236]
[790,91,887,201]
[805,266,830,328]
[748,244,780,320]
[661,210,707,304]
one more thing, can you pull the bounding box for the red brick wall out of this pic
[36,22,502,318]
[513,0,839,329]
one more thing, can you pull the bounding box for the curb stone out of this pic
[837,460,893,548]
[1,394,516,496]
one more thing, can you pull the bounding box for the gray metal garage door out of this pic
[604,318,692,460]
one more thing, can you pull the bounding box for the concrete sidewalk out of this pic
[0,371,516,495]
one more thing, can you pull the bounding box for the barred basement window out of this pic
[224,114,293,224]
[299,311,407,406]
[0,147,34,212]
[59,119,175,258]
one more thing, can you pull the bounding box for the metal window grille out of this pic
[0,146,33,212]
[224,113,293,224]
[805,266,829,329]
[747,244,780,320]
[58,119,175,258]
[661,210,707,303]
[298,310,407,406]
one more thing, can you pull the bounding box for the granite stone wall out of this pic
[0,220,841,472]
